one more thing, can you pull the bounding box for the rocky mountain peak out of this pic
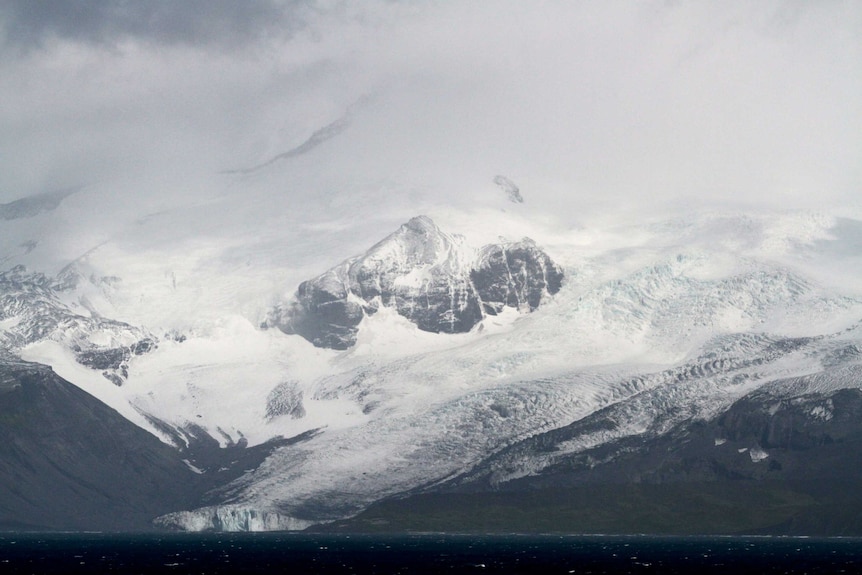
[266,217,564,349]
[359,215,460,271]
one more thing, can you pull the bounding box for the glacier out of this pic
[155,505,314,532]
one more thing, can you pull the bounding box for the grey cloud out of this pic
[0,1,859,221]
[0,0,310,50]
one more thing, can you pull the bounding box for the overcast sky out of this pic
[1,1,860,217]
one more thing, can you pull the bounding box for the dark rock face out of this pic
[267,216,564,349]
[472,240,564,315]
[283,270,366,350]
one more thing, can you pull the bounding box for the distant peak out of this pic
[403,215,438,233]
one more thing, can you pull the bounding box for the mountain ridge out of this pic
[2,203,862,532]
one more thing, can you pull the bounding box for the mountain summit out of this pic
[265,216,563,349]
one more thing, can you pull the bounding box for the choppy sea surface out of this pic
[0,533,861,574]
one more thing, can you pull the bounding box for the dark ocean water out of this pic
[0,532,861,574]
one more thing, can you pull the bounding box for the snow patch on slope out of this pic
[125,315,364,447]
[19,340,170,442]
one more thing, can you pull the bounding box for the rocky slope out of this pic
[0,357,301,531]
[0,359,198,530]
[0,266,155,385]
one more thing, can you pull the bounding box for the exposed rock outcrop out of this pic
[266,381,306,420]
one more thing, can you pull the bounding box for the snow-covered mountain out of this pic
[2,0,861,536]
[2,171,862,532]
[265,215,563,349]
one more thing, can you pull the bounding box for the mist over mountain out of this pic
[1,1,861,533]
